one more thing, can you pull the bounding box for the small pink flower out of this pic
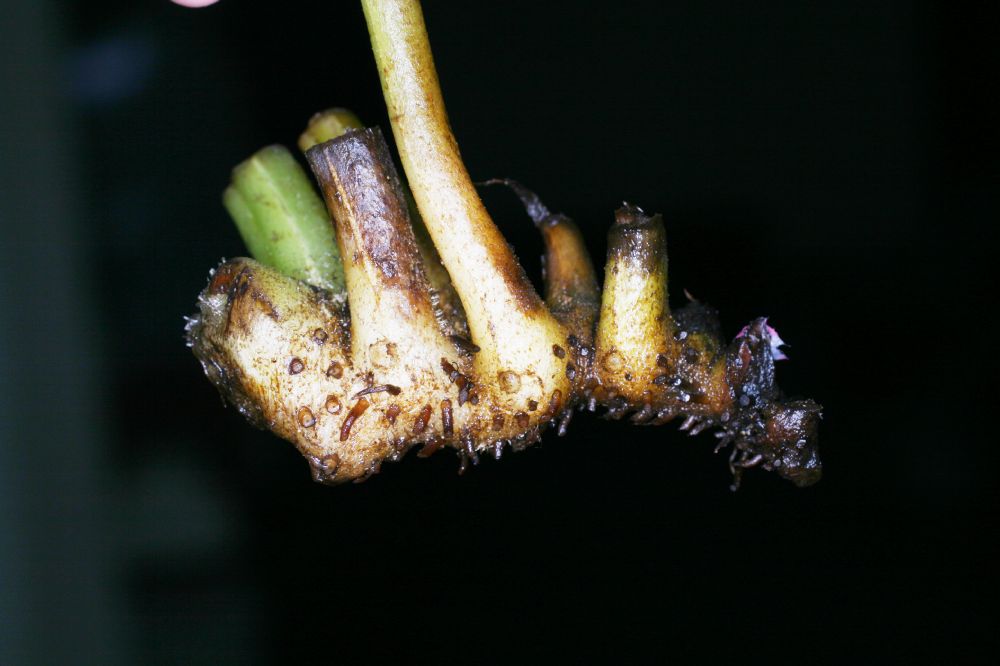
[735,318,789,361]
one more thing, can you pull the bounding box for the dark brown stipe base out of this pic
[298,407,316,428]
[326,361,343,378]
[440,358,459,380]
[547,390,562,418]
[457,378,471,406]
[289,357,305,374]
[353,384,402,399]
[441,357,474,405]
[309,453,341,483]
[448,335,480,354]
[385,404,401,424]
[414,404,432,433]
[631,404,655,423]
[321,453,340,472]
[340,398,369,441]
[557,409,573,436]
[462,435,478,465]
[417,438,444,458]
[457,437,478,475]
[441,399,453,436]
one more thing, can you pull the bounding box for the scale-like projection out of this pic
[186,0,822,489]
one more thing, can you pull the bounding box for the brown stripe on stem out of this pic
[306,127,452,364]
[353,384,402,399]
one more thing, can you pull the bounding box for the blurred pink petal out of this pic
[735,318,790,361]
[171,0,220,8]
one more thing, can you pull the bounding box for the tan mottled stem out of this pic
[361,0,568,394]
[305,128,454,378]
[300,107,470,340]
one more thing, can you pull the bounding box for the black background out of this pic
[1,1,995,663]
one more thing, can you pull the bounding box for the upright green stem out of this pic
[223,145,345,293]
